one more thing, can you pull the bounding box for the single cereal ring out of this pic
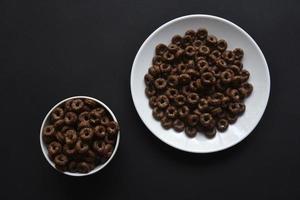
[175,95,186,106]
[185,29,196,38]
[155,43,168,55]
[166,106,177,119]
[200,113,213,127]
[196,28,208,40]
[84,99,98,108]
[145,87,156,98]
[193,40,203,49]
[71,99,84,112]
[148,65,161,77]
[217,39,227,52]
[79,111,89,122]
[152,55,164,65]
[173,119,185,132]
[55,131,65,144]
[79,128,94,142]
[156,95,169,109]
[77,162,91,173]
[229,89,241,102]
[199,45,210,56]
[103,144,114,158]
[64,112,77,125]
[43,125,55,138]
[186,69,199,79]
[189,81,198,92]
[171,35,182,46]
[144,73,154,86]
[209,92,224,106]
[166,88,178,100]
[228,102,241,114]
[64,100,73,111]
[185,126,197,138]
[181,85,191,96]
[182,35,193,46]
[221,70,233,84]
[185,46,196,57]
[104,134,115,144]
[204,127,217,138]
[54,119,65,129]
[240,69,250,82]
[160,63,172,74]
[94,125,106,139]
[233,48,244,60]
[107,121,119,136]
[65,129,78,145]
[167,75,179,87]
[222,50,235,63]
[238,102,246,114]
[233,60,243,69]
[187,114,199,126]
[198,98,208,111]
[206,35,218,46]
[177,63,187,73]
[93,140,106,155]
[154,78,167,90]
[168,44,179,53]
[240,82,253,97]
[178,106,190,118]
[163,51,175,62]
[230,65,241,75]
[226,112,238,124]
[152,107,164,120]
[48,141,62,157]
[179,74,191,85]
[78,120,91,130]
[211,66,221,78]
[161,117,173,129]
[54,154,68,166]
[75,140,89,154]
[216,59,227,70]
[63,144,76,156]
[187,92,200,105]
[68,161,77,173]
[51,107,64,121]
[201,72,216,85]
[100,116,110,126]
[149,96,157,108]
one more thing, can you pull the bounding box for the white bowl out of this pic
[40,96,120,176]
[130,14,270,153]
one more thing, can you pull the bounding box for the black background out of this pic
[1,0,300,199]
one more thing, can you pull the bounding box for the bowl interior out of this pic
[131,15,270,153]
[40,96,120,176]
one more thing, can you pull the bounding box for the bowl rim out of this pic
[130,14,271,153]
[40,96,120,176]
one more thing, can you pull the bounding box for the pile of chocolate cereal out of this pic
[42,98,119,173]
[144,28,253,138]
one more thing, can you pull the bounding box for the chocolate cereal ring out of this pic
[173,119,185,132]
[51,107,64,121]
[71,99,84,112]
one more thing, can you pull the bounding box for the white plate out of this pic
[130,15,270,153]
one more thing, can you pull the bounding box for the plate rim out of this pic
[130,14,271,153]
